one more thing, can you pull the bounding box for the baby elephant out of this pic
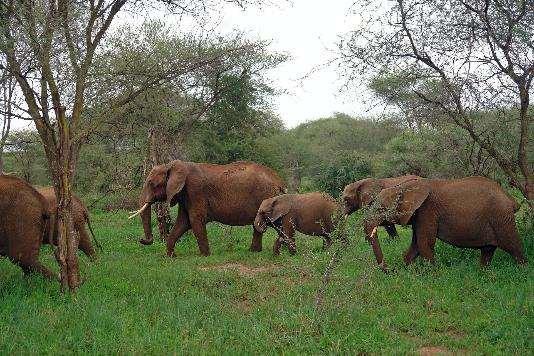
[37,187,101,260]
[254,192,340,255]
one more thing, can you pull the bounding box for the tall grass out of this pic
[0,209,532,354]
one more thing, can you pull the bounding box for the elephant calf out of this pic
[254,192,340,255]
[37,187,101,260]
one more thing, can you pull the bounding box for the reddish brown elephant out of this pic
[342,175,420,238]
[130,160,286,256]
[37,187,101,260]
[363,176,525,270]
[254,192,340,255]
[0,175,57,279]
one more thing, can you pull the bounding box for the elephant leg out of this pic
[166,209,191,257]
[480,246,497,266]
[414,220,437,264]
[384,224,399,239]
[403,231,419,265]
[189,212,209,256]
[17,259,58,281]
[250,228,263,252]
[273,237,282,255]
[281,218,297,255]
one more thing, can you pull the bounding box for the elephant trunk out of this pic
[364,223,387,272]
[254,213,268,233]
[139,203,154,245]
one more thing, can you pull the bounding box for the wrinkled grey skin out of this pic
[254,192,339,255]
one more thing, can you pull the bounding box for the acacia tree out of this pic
[341,0,533,205]
[0,0,275,292]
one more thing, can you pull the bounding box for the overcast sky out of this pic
[215,0,373,128]
[213,0,369,128]
[13,0,373,131]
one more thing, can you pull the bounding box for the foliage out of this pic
[3,130,48,185]
[187,73,284,164]
[340,0,533,201]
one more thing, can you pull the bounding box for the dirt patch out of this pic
[234,295,253,313]
[417,346,451,355]
[200,262,278,277]
[444,327,466,340]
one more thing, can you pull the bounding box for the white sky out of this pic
[213,0,369,128]
[13,0,374,131]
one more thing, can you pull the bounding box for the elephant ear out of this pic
[270,197,291,222]
[166,162,189,207]
[378,180,429,225]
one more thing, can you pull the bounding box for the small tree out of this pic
[340,0,533,205]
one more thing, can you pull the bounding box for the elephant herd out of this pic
[0,159,527,283]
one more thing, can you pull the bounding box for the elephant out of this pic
[254,192,340,255]
[0,175,57,279]
[362,176,526,270]
[130,160,286,256]
[36,187,101,260]
[342,175,420,238]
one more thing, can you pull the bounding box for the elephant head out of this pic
[363,180,430,268]
[342,178,383,215]
[254,196,290,233]
[131,160,190,245]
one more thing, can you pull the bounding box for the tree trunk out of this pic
[288,159,300,193]
[53,106,81,292]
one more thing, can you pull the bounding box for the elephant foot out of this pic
[249,245,262,252]
[140,238,154,245]
[378,261,389,273]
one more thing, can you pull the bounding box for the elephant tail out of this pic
[84,211,103,252]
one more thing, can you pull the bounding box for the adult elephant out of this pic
[342,175,420,238]
[130,160,286,256]
[37,187,101,260]
[363,176,525,270]
[0,175,57,279]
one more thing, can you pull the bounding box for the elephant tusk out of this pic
[128,203,149,219]
[344,214,349,219]
[371,226,378,237]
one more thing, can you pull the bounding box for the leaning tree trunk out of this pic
[288,158,301,193]
[53,106,81,292]
[144,127,172,240]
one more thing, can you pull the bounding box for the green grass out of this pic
[0,209,532,354]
